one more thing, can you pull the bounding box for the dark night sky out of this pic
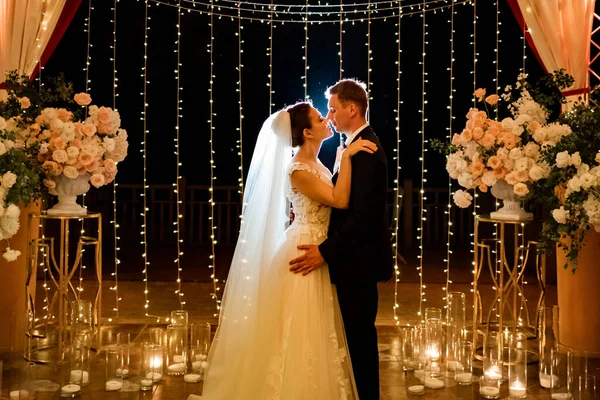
[44,0,546,189]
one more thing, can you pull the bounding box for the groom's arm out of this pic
[319,150,387,266]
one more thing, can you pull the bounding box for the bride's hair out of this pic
[286,101,313,148]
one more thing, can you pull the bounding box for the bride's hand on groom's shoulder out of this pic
[344,138,378,158]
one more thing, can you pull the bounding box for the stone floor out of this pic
[5,276,598,400]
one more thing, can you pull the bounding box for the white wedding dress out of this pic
[193,161,358,400]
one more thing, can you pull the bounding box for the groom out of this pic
[289,78,394,399]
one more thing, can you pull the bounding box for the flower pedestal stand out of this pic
[556,229,600,352]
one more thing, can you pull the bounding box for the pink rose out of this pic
[90,174,105,188]
[78,151,94,166]
[487,156,503,170]
[513,182,529,197]
[104,159,117,173]
[474,88,486,101]
[74,93,92,106]
[43,179,56,190]
[472,127,484,140]
[19,97,31,109]
[485,94,499,105]
[80,124,97,137]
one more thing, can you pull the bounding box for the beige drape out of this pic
[0,0,67,99]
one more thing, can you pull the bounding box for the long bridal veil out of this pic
[198,111,293,397]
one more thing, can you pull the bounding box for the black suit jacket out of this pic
[319,126,394,284]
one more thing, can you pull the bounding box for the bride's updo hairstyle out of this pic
[286,102,312,148]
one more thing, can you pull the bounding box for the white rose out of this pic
[2,172,17,188]
[509,148,523,160]
[455,159,468,173]
[5,204,19,219]
[5,118,17,132]
[567,177,581,195]
[103,137,116,152]
[497,148,510,160]
[513,182,529,197]
[515,157,531,172]
[591,166,600,178]
[67,146,80,158]
[61,130,75,142]
[528,165,545,181]
[571,152,582,167]
[523,142,540,158]
[580,173,597,189]
[63,122,75,134]
[2,247,21,262]
[52,149,68,163]
[43,108,58,120]
[453,190,473,208]
[503,159,516,171]
[0,117,6,131]
[0,143,6,156]
[556,151,571,168]
[482,170,498,187]
[552,206,570,224]
[51,118,64,132]
[0,215,20,237]
[88,105,99,116]
[595,153,600,164]
[578,163,590,174]
[63,166,79,179]
[458,172,474,189]
[40,143,49,155]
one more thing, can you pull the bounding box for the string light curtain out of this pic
[507,0,595,99]
[392,5,402,325]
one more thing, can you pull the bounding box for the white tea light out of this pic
[184,374,201,383]
[140,379,153,387]
[540,372,559,388]
[551,394,572,400]
[70,370,89,385]
[455,372,472,384]
[408,385,425,395]
[61,384,81,394]
[194,354,207,361]
[168,363,185,373]
[105,380,123,391]
[9,390,30,399]
[424,378,444,389]
[509,385,527,398]
[480,386,500,397]
[192,361,202,370]
[446,361,464,371]
[116,368,129,377]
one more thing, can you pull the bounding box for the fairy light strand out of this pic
[302,0,309,100]
[338,0,343,80]
[366,0,372,120]
[267,0,274,114]
[109,0,121,321]
[208,0,221,315]
[141,0,151,316]
[444,0,455,304]
[392,5,402,325]
[174,0,185,308]
[417,0,428,318]
[236,1,245,199]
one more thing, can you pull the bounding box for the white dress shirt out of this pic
[344,123,370,146]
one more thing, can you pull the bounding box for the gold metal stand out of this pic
[25,212,102,363]
[472,215,546,357]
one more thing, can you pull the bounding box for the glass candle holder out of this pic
[570,350,589,398]
[9,361,35,400]
[70,333,90,387]
[455,340,473,385]
[190,322,211,376]
[508,332,528,399]
[170,310,189,327]
[105,347,123,391]
[551,348,572,400]
[399,325,415,371]
[116,333,130,379]
[143,327,165,346]
[167,325,187,376]
[538,305,559,388]
[577,375,596,400]
[71,300,93,334]
[446,292,466,378]
[481,331,503,399]
[141,343,163,390]
[60,345,82,398]
[424,308,443,379]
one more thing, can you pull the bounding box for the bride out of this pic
[190,102,377,400]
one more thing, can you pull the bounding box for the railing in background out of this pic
[112,179,473,249]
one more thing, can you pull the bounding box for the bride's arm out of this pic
[291,138,377,209]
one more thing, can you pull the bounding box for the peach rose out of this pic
[527,120,541,133]
[469,161,485,177]
[479,133,496,149]
[472,127,484,140]
[52,149,68,163]
[78,151,94,166]
[515,170,529,182]
[513,182,529,197]
[461,129,473,142]
[57,108,73,122]
[97,108,111,124]
[43,179,56,190]
[494,167,508,180]
[505,172,518,185]
[104,159,117,173]
[80,124,97,137]
[63,166,79,179]
[50,137,67,151]
[474,88,486,101]
[451,134,462,146]
[42,161,61,175]
[485,94,499,105]
[466,108,479,120]
[19,97,31,109]
[70,139,82,149]
[90,174,105,188]
[479,183,488,193]
[487,126,500,138]
[74,93,92,106]
[487,156,503,170]
[502,134,519,150]
[466,120,475,131]
[85,159,100,173]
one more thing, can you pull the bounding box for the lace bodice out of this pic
[286,161,333,241]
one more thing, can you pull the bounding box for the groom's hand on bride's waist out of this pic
[289,245,325,276]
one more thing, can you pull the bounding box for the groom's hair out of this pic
[325,79,368,118]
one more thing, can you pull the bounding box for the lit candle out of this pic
[424,378,445,389]
[194,354,207,361]
[9,390,30,399]
[550,394,572,400]
[480,386,500,397]
[168,363,185,373]
[146,372,162,382]
[509,379,527,397]
[539,372,559,388]
[173,355,184,363]
[184,374,201,383]
[408,385,425,395]
[117,367,129,377]
[70,370,89,385]
[484,367,503,381]
[150,356,163,369]
[446,361,464,371]
[140,379,153,388]
[105,380,123,391]
[455,372,472,384]
[61,384,81,395]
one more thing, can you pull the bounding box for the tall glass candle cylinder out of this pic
[70,333,90,387]
[9,361,35,400]
[141,344,163,390]
[538,305,559,388]
[508,332,527,399]
[116,333,130,379]
[71,300,93,334]
[190,322,211,376]
[170,310,188,327]
[143,327,165,346]
[167,325,187,376]
[551,348,572,400]
[455,340,473,385]
[481,331,503,399]
[60,345,82,398]
[105,347,123,391]
[399,325,415,371]
[424,308,443,378]
[577,375,596,400]
[446,292,466,378]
